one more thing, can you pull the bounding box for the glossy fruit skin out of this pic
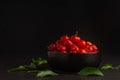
[60,35,69,41]
[86,41,92,46]
[77,40,86,48]
[86,44,99,52]
[79,49,87,53]
[56,40,63,45]
[48,44,56,51]
[63,39,73,47]
[56,44,66,52]
[70,35,81,43]
[86,45,94,52]
[69,45,79,53]
[92,44,98,50]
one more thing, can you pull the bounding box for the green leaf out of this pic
[78,67,104,76]
[32,57,47,66]
[23,63,36,70]
[27,70,40,73]
[32,58,36,63]
[29,63,37,69]
[8,66,26,72]
[38,60,47,66]
[8,57,48,73]
[101,64,114,70]
[36,70,58,78]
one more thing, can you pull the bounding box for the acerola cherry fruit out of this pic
[63,39,73,47]
[56,44,66,52]
[60,35,69,41]
[48,33,99,54]
[48,43,56,51]
[79,49,87,53]
[70,35,81,43]
[70,45,79,53]
[77,40,86,48]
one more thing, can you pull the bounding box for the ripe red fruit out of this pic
[63,39,73,47]
[70,35,81,43]
[92,44,99,52]
[92,44,98,50]
[56,40,63,45]
[87,45,94,52]
[86,41,92,46]
[48,33,99,54]
[56,44,66,52]
[48,43,56,51]
[60,35,69,41]
[79,49,87,53]
[86,44,99,52]
[69,45,79,53]
[77,40,86,48]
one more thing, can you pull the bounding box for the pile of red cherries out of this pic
[48,34,99,54]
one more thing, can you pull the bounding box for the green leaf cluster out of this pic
[8,57,58,78]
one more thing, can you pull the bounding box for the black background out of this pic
[1,0,120,54]
[0,1,120,80]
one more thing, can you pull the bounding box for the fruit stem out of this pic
[75,31,79,36]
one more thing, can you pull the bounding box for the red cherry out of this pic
[60,35,69,41]
[92,44,98,50]
[86,44,90,48]
[77,40,86,48]
[87,45,94,52]
[56,44,66,52]
[92,44,99,52]
[70,35,81,43]
[48,43,56,51]
[63,39,73,47]
[79,49,87,53]
[56,40,63,45]
[69,45,79,53]
[86,44,99,52]
[86,41,92,46]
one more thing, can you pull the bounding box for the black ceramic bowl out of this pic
[47,52,102,73]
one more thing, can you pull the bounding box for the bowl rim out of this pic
[48,51,100,55]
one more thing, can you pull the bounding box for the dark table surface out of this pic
[0,53,120,80]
